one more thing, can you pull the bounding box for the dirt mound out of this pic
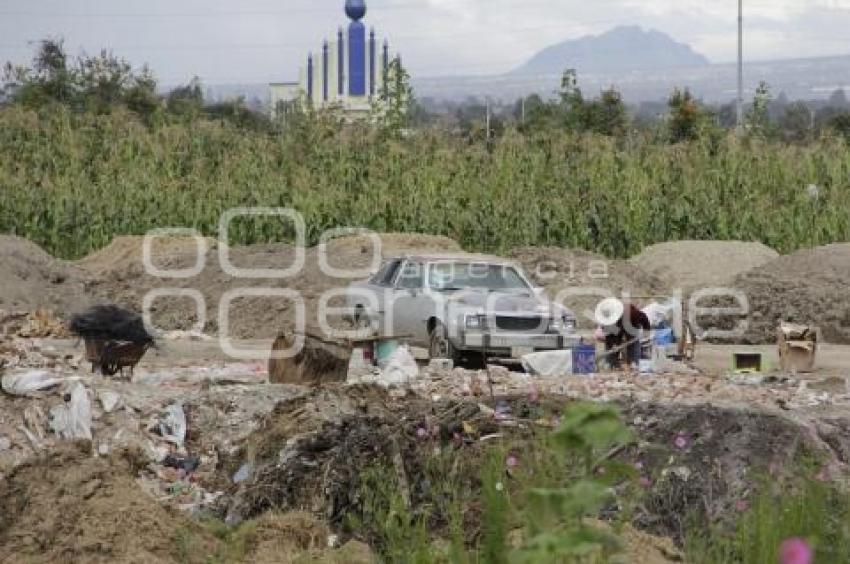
[621,403,833,540]
[75,235,216,276]
[77,233,464,340]
[630,240,779,293]
[732,244,850,344]
[0,235,90,316]
[508,247,668,328]
[0,442,219,563]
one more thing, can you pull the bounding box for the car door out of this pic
[389,261,432,345]
[349,258,403,331]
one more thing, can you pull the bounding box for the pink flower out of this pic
[633,461,644,471]
[735,499,749,513]
[416,427,428,439]
[779,538,813,564]
[674,434,690,450]
[637,476,652,489]
[506,455,519,469]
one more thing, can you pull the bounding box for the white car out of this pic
[346,254,578,364]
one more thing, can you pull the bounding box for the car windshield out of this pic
[428,262,530,292]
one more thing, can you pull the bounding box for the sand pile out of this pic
[77,233,463,339]
[630,240,779,293]
[0,235,90,315]
[508,247,668,328]
[733,243,850,344]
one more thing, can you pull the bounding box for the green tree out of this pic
[375,56,413,135]
[667,88,702,142]
[779,102,813,143]
[584,88,627,136]
[166,77,204,118]
[746,81,774,136]
[3,38,77,108]
[77,50,134,113]
[828,111,850,141]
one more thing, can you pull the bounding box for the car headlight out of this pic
[550,316,577,332]
[465,314,485,329]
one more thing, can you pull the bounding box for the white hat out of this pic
[595,298,625,327]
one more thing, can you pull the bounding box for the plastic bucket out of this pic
[654,327,674,346]
[572,344,597,375]
[375,339,400,367]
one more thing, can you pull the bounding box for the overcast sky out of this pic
[2,0,850,85]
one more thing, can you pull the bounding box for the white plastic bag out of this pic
[49,382,93,441]
[521,350,574,377]
[159,403,187,447]
[378,345,419,387]
[2,370,65,397]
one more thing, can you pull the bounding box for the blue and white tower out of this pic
[275,0,395,115]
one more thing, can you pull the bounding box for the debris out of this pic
[0,436,11,451]
[1,370,73,397]
[521,350,573,377]
[233,461,254,484]
[157,403,187,447]
[98,390,122,413]
[48,382,93,441]
[378,345,419,387]
[778,323,818,373]
[732,352,764,374]
[162,454,201,474]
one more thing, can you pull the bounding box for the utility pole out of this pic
[736,0,744,131]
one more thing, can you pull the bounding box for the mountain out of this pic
[511,25,710,76]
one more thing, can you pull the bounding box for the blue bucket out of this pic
[572,344,597,375]
[654,328,674,346]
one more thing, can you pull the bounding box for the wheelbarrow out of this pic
[84,338,152,377]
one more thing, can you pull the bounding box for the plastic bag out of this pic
[2,370,65,397]
[49,382,93,441]
[378,345,419,387]
[159,403,187,447]
[521,350,574,377]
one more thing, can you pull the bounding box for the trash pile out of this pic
[0,309,69,339]
[411,362,849,413]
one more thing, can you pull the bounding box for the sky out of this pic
[1,0,850,85]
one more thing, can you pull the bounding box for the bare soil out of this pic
[76,233,462,339]
[732,243,850,344]
[0,235,91,315]
[0,442,219,564]
[629,240,779,293]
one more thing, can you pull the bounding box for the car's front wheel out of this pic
[429,321,457,361]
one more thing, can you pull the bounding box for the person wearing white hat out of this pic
[595,298,651,369]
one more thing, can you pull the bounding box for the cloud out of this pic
[0,0,849,83]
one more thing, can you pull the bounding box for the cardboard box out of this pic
[778,324,818,373]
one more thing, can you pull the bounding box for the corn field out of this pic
[1,105,849,259]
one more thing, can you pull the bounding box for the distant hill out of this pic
[511,25,710,76]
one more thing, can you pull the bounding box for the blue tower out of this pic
[346,0,367,97]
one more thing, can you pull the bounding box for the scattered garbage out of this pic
[378,345,419,387]
[1,370,73,397]
[521,350,573,377]
[233,461,254,484]
[48,382,93,441]
[98,390,122,413]
[163,454,201,474]
[157,403,187,447]
[0,436,11,451]
[778,323,818,373]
